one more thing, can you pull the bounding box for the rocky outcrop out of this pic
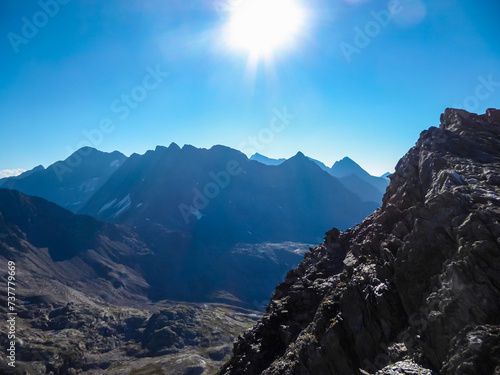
[0,296,259,375]
[218,108,500,375]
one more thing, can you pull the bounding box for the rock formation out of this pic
[218,108,500,375]
[0,189,260,374]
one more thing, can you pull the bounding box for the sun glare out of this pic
[226,0,305,58]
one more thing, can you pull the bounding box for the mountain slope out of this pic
[251,152,389,202]
[0,189,260,375]
[0,188,305,307]
[77,146,378,304]
[330,156,390,194]
[81,146,378,244]
[250,153,286,166]
[0,188,150,305]
[0,165,45,187]
[339,173,385,204]
[218,108,500,375]
[0,144,380,305]
[0,148,126,212]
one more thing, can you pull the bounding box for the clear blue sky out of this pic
[1,0,499,177]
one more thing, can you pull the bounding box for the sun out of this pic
[226,0,305,58]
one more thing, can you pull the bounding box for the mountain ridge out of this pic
[0,148,127,212]
[79,143,377,244]
[218,108,500,375]
[0,188,262,374]
[0,141,381,307]
[251,152,390,202]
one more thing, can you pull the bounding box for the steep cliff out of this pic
[219,108,500,375]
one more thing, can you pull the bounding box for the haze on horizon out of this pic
[1,0,499,176]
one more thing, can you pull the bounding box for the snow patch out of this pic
[109,159,121,168]
[485,191,500,201]
[112,194,131,218]
[80,177,100,193]
[98,199,117,215]
[443,169,465,184]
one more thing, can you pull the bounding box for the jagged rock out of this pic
[375,360,436,375]
[218,108,500,375]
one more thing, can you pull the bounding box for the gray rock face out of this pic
[218,108,500,375]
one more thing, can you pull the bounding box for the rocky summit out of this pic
[218,108,500,375]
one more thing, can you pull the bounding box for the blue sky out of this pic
[1,0,499,177]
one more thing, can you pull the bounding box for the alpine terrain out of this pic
[219,108,500,375]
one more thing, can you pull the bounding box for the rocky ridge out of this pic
[218,108,500,375]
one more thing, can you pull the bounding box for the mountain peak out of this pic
[330,156,369,179]
[294,151,306,158]
[283,151,312,165]
[340,156,355,163]
[278,152,328,175]
[181,144,198,151]
[250,153,286,166]
[168,142,180,150]
[440,107,500,134]
[219,108,500,375]
[77,146,97,153]
[333,156,357,167]
[68,147,127,162]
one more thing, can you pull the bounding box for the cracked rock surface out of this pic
[218,108,500,375]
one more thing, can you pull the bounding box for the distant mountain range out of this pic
[0,188,261,374]
[251,152,389,203]
[0,147,126,212]
[250,153,390,197]
[0,144,386,305]
[249,153,287,166]
[219,108,500,375]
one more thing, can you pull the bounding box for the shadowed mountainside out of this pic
[218,108,500,375]
[80,146,378,244]
[0,189,260,374]
[0,148,126,212]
